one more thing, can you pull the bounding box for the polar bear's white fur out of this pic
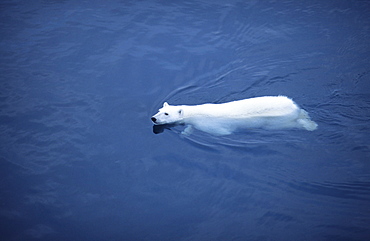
[151,96,318,136]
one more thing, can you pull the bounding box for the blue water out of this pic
[1,0,369,240]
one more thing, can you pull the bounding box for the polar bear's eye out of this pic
[164,113,169,116]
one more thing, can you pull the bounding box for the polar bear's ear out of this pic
[163,102,169,107]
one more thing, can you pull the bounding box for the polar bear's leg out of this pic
[181,125,194,136]
[297,109,318,131]
[298,119,318,131]
[211,128,233,136]
[194,123,233,136]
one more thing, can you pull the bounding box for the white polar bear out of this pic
[151,96,318,136]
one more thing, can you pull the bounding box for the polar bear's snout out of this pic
[151,117,157,123]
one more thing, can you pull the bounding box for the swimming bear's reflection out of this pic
[152,123,180,134]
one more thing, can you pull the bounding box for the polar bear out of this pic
[151,96,318,136]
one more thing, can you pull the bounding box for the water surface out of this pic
[0,0,369,240]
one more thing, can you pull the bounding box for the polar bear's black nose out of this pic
[151,117,157,123]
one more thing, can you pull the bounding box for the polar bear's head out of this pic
[151,102,184,125]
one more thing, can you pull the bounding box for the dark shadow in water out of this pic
[152,124,181,134]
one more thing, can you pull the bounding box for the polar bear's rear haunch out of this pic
[151,96,318,136]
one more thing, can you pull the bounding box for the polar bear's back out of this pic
[223,96,298,118]
[187,96,299,119]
